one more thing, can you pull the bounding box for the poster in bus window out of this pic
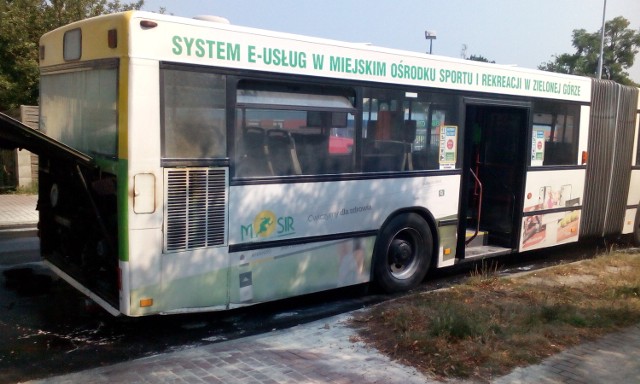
[531,129,545,166]
[439,125,458,170]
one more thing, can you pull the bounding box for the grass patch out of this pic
[0,182,38,195]
[352,250,640,382]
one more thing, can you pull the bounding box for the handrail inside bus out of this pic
[466,168,483,246]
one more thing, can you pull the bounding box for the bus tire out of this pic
[633,207,640,246]
[373,213,433,293]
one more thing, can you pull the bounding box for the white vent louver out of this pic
[164,168,228,252]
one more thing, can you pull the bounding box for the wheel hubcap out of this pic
[388,229,421,279]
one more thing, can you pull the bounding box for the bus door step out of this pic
[462,245,513,262]
[465,228,488,248]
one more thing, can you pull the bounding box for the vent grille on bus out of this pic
[164,168,228,252]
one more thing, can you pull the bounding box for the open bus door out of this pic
[458,102,529,260]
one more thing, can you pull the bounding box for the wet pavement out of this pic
[0,253,389,383]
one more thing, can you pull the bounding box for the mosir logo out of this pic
[240,210,295,241]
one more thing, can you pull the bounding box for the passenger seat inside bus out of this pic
[266,129,302,176]
[403,120,417,171]
[294,133,328,174]
[237,126,274,177]
[362,119,416,172]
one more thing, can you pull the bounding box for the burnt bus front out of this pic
[37,60,121,312]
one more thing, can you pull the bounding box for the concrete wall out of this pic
[17,105,38,188]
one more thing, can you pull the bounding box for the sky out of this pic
[140,0,640,83]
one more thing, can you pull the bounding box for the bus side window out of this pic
[235,84,356,177]
[161,69,227,160]
[532,102,580,166]
[363,107,411,172]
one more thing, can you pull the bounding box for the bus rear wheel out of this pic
[373,213,433,293]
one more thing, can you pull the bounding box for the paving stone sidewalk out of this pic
[494,323,640,384]
[0,194,38,229]
[23,313,435,384]
[21,310,640,384]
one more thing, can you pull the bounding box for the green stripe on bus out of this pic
[118,158,129,262]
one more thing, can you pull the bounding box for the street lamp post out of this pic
[597,0,607,79]
[425,30,437,54]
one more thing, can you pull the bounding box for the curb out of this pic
[0,224,38,239]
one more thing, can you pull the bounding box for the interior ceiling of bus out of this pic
[0,112,93,166]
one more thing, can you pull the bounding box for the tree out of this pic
[0,0,144,112]
[539,16,640,86]
[467,54,495,64]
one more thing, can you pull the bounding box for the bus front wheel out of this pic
[373,213,433,293]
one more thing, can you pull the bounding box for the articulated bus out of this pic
[1,11,639,316]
